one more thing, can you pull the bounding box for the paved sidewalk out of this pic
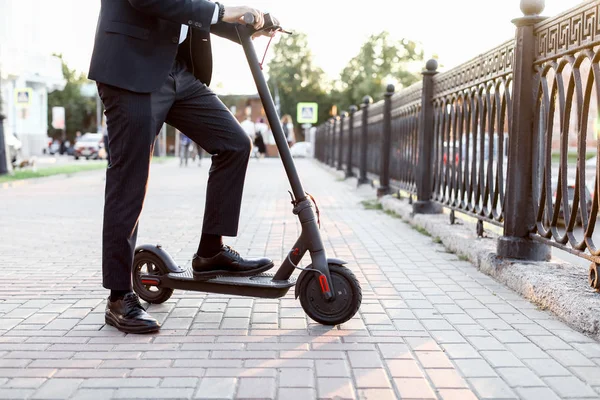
[0,158,599,400]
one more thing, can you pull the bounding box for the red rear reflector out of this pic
[141,278,160,285]
[319,275,330,294]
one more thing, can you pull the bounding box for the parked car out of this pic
[290,142,312,158]
[550,182,593,226]
[74,133,105,160]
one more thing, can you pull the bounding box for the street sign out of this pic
[14,88,32,107]
[297,102,318,124]
[52,107,65,130]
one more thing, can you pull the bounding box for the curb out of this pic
[321,162,600,340]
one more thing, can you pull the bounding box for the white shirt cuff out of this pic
[211,3,219,25]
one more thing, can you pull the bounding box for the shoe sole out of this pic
[105,313,160,334]
[192,262,275,281]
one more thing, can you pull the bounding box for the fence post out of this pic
[0,114,7,175]
[326,117,333,165]
[330,116,337,168]
[358,96,373,185]
[377,84,395,197]
[337,112,347,171]
[413,60,443,214]
[346,105,358,178]
[497,0,550,261]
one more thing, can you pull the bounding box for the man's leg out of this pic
[100,83,158,291]
[165,67,272,279]
[99,79,174,333]
[166,86,251,238]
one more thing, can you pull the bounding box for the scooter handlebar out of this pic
[241,12,287,34]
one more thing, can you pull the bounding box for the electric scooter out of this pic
[132,14,361,325]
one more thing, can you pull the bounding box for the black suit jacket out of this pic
[88,0,240,93]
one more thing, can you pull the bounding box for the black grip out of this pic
[243,13,255,25]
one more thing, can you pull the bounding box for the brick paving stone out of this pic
[453,359,497,378]
[425,369,468,389]
[317,377,355,399]
[572,366,600,386]
[516,387,562,400]
[80,378,160,388]
[468,336,505,351]
[352,369,391,388]
[0,388,36,399]
[316,360,350,377]
[528,335,573,351]
[377,343,411,358]
[4,378,47,388]
[481,351,525,368]
[438,388,479,400]
[279,368,314,387]
[347,351,383,368]
[70,389,116,400]
[386,359,424,378]
[496,367,545,388]
[441,343,480,359]
[194,377,236,399]
[392,378,436,399]
[543,376,599,398]
[173,360,241,369]
[523,358,572,377]
[54,369,129,378]
[2,160,600,400]
[468,377,518,399]
[236,377,276,399]
[204,368,276,378]
[32,378,83,399]
[278,388,316,400]
[548,350,597,367]
[355,388,397,400]
[415,351,453,368]
[114,388,194,399]
[130,368,205,377]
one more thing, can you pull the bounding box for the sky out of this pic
[6,0,585,95]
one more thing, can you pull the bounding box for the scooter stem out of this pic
[235,25,335,300]
[236,26,306,202]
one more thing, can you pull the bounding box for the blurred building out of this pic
[0,1,66,157]
[221,93,282,156]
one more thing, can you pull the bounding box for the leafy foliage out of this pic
[266,31,424,123]
[338,32,424,110]
[267,33,334,127]
[47,55,97,140]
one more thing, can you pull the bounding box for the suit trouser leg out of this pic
[98,79,174,291]
[99,60,249,290]
[166,64,251,237]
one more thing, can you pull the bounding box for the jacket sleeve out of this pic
[128,0,215,32]
[210,22,241,44]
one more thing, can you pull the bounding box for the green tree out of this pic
[338,32,424,110]
[267,32,334,131]
[47,55,96,141]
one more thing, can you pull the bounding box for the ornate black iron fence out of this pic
[315,0,600,288]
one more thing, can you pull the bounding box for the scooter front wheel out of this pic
[133,252,174,304]
[298,264,362,325]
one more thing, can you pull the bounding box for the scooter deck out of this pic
[150,269,296,299]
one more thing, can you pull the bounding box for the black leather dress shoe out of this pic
[105,292,160,334]
[192,245,274,279]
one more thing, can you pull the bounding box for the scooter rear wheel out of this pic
[133,252,174,304]
[298,264,362,326]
